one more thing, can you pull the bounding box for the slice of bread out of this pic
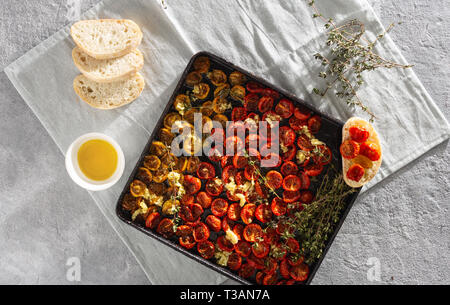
[70,19,143,59]
[342,117,382,188]
[72,46,144,83]
[73,73,145,109]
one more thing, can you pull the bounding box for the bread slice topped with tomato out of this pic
[340,117,382,188]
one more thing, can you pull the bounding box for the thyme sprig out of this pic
[307,0,413,122]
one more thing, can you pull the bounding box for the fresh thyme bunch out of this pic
[307,0,413,122]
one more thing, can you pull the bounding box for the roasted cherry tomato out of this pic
[222,217,234,232]
[243,224,263,242]
[275,99,294,118]
[282,175,302,192]
[283,190,301,203]
[280,259,291,279]
[183,175,201,195]
[360,141,381,161]
[231,107,247,121]
[136,167,152,185]
[244,93,259,112]
[180,194,194,205]
[299,171,311,190]
[263,273,278,285]
[262,153,281,169]
[285,238,300,253]
[347,164,365,182]
[316,145,332,165]
[287,254,304,267]
[252,242,270,258]
[179,204,194,222]
[130,180,147,197]
[196,162,215,179]
[207,69,227,86]
[156,218,174,238]
[193,223,210,242]
[307,115,321,133]
[222,165,237,184]
[340,140,360,159]
[225,136,245,154]
[271,197,287,216]
[297,134,314,151]
[211,198,229,217]
[281,161,298,176]
[185,71,202,86]
[258,96,274,113]
[290,263,309,282]
[261,88,279,99]
[255,271,265,285]
[238,263,256,279]
[227,252,242,271]
[196,191,212,209]
[217,235,235,252]
[248,253,265,269]
[235,240,252,257]
[279,126,296,147]
[229,71,247,86]
[205,178,223,196]
[197,241,215,259]
[145,212,161,229]
[228,202,242,221]
[289,116,307,131]
[263,257,278,275]
[263,227,279,245]
[255,204,273,223]
[233,224,244,241]
[266,170,283,189]
[300,190,314,204]
[294,106,312,120]
[244,164,257,180]
[233,155,248,169]
[240,203,256,225]
[304,160,323,177]
[349,126,370,143]
[206,215,222,232]
[193,56,210,73]
[281,144,297,162]
[246,81,264,93]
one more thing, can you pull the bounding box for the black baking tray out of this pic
[115,51,362,285]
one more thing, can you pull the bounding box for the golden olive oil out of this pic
[77,139,118,181]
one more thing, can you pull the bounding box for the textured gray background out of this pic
[0,0,448,284]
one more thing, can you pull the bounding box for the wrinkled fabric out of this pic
[4,0,449,285]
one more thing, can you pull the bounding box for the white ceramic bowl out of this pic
[65,133,125,191]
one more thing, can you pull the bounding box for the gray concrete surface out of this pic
[0,0,448,284]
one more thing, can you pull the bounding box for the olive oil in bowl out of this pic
[77,139,118,181]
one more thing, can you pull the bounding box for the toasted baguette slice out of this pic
[73,73,145,109]
[342,117,382,188]
[70,19,143,59]
[72,46,144,83]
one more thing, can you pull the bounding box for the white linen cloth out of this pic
[5,0,449,284]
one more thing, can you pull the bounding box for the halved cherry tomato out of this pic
[244,164,257,180]
[340,140,360,159]
[289,116,307,131]
[238,263,256,279]
[190,203,203,220]
[227,202,242,221]
[222,165,237,183]
[281,161,298,176]
[233,155,248,169]
[255,181,269,198]
[263,227,279,244]
[263,257,278,275]
[233,224,244,241]
[294,106,311,120]
[316,145,333,165]
[266,170,283,189]
[222,217,234,232]
[261,88,279,99]
[227,253,242,271]
[181,194,194,205]
[349,126,370,143]
[183,175,201,195]
[193,223,210,242]
[231,107,247,121]
[297,134,314,151]
[282,175,302,192]
[280,259,291,279]
[197,162,215,179]
[287,254,304,266]
[179,234,196,249]
[244,93,260,111]
[279,126,296,146]
[156,218,174,238]
[240,203,256,224]
[217,235,235,252]
[211,198,229,217]
[225,136,245,155]
[179,204,194,222]
[304,160,323,177]
[255,204,273,223]
[196,191,212,209]
[221,155,232,168]
[271,197,287,216]
[308,115,321,133]
[226,189,240,202]
[235,240,252,257]
[177,225,195,248]
[262,110,282,124]
[258,96,274,113]
[299,171,311,189]
[347,164,365,182]
[283,190,301,203]
[275,99,294,118]
[255,271,265,285]
[360,141,381,161]
[285,238,300,253]
[243,223,263,242]
[197,241,215,259]
[145,212,161,229]
[290,263,309,281]
[252,242,270,258]
[281,144,297,162]
[262,273,278,285]
[300,190,314,204]
[206,215,222,232]
[246,81,264,93]
[205,178,223,196]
